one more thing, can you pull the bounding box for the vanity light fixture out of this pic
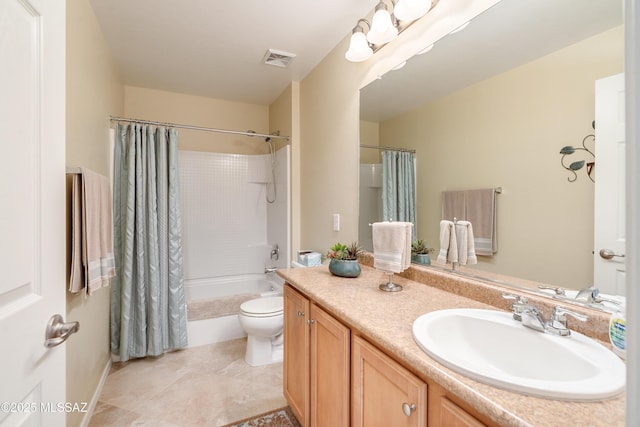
[345,0,435,63]
[345,19,374,62]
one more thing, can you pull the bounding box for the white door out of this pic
[594,73,626,296]
[0,0,68,426]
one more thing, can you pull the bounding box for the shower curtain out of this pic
[382,150,417,239]
[111,123,188,362]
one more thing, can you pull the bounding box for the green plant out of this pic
[326,241,364,261]
[411,239,433,255]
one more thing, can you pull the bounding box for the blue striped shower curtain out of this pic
[111,123,188,362]
[382,150,417,240]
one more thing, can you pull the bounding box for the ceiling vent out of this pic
[262,49,296,68]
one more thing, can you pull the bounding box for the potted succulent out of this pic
[411,239,434,265]
[326,241,364,278]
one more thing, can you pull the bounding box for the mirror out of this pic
[359,0,624,307]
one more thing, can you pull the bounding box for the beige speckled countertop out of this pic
[277,264,625,427]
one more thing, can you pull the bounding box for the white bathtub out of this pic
[185,273,283,348]
[186,273,283,301]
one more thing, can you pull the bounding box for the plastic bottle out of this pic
[609,303,626,359]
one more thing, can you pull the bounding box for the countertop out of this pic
[277,264,625,427]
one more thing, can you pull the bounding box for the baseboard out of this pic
[79,357,112,427]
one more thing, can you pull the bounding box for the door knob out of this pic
[599,249,625,260]
[44,314,80,348]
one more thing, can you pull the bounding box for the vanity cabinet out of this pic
[284,283,488,427]
[352,335,427,427]
[283,285,350,427]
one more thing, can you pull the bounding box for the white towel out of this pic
[372,221,412,273]
[437,220,458,265]
[455,220,477,265]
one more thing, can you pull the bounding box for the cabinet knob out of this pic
[297,310,305,317]
[306,319,315,325]
[402,402,416,417]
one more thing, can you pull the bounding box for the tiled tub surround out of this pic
[277,264,625,427]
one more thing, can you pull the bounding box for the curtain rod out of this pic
[110,116,290,141]
[360,144,416,154]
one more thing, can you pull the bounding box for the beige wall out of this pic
[378,27,623,288]
[65,0,124,425]
[297,2,490,256]
[124,86,270,155]
[359,120,381,164]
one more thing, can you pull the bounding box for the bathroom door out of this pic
[0,0,67,425]
[594,73,626,296]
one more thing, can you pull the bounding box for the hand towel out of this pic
[437,220,458,265]
[455,220,477,265]
[372,221,412,273]
[442,190,466,222]
[80,168,116,295]
[465,189,497,256]
[69,168,116,295]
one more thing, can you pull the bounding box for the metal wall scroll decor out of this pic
[559,121,595,183]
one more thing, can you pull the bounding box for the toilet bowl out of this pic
[238,296,284,366]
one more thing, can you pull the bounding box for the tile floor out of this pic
[88,338,287,426]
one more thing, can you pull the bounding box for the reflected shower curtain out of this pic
[382,150,417,239]
[111,123,188,362]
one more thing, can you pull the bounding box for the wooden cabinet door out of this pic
[352,335,427,427]
[284,285,310,426]
[440,398,486,427]
[310,304,351,427]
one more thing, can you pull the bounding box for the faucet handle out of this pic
[502,293,529,321]
[547,306,588,336]
[538,285,566,296]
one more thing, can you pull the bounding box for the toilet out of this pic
[238,296,284,366]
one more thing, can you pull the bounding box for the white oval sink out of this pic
[412,308,625,401]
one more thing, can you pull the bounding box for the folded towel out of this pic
[437,220,458,265]
[69,168,115,295]
[455,220,477,265]
[372,221,412,273]
[465,189,496,256]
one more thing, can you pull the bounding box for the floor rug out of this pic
[222,406,301,427]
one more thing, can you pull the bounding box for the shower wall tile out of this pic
[179,151,270,280]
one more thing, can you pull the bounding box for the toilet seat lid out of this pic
[240,296,283,316]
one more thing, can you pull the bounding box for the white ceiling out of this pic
[90,0,623,110]
[89,0,378,106]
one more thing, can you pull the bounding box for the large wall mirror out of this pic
[359,0,624,306]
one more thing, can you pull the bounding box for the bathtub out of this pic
[185,273,283,348]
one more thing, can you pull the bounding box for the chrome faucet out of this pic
[575,286,599,303]
[503,294,588,336]
[521,306,547,332]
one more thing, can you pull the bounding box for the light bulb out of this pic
[345,31,373,62]
[367,4,398,45]
[394,0,432,22]
[372,8,393,32]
